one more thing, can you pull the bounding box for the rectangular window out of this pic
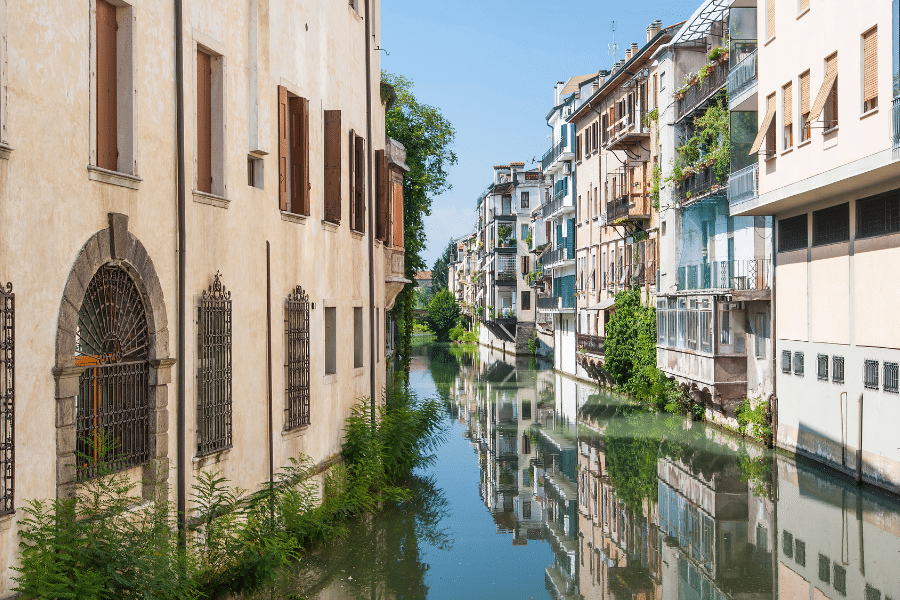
[521,191,530,209]
[818,554,831,584]
[799,70,811,142]
[354,307,363,368]
[793,351,804,376]
[576,134,582,161]
[795,539,806,566]
[278,87,310,214]
[813,203,850,246]
[285,286,310,429]
[864,359,879,389]
[0,283,13,514]
[323,111,342,224]
[783,82,793,149]
[817,354,829,380]
[350,132,366,232]
[833,564,847,596]
[865,585,882,600]
[324,307,337,375]
[824,53,838,128]
[833,356,845,384]
[782,350,793,373]
[376,150,390,242]
[779,214,808,252]
[755,313,767,358]
[247,155,263,189]
[765,93,777,157]
[197,274,233,456]
[863,27,878,112]
[522,291,531,311]
[95,0,134,174]
[502,195,512,215]
[857,190,900,239]
[782,530,794,558]
[521,224,529,240]
[885,362,899,393]
[195,47,225,196]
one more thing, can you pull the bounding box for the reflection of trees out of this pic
[427,343,475,402]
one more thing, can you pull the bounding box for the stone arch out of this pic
[53,214,173,498]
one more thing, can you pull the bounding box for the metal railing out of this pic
[539,246,574,267]
[607,196,630,222]
[607,112,649,146]
[537,296,560,310]
[542,194,574,218]
[495,270,517,284]
[542,139,566,171]
[577,334,605,356]
[676,61,728,121]
[728,49,757,102]
[676,258,772,291]
[602,261,657,289]
[676,165,727,202]
[893,96,900,160]
[728,162,759,206]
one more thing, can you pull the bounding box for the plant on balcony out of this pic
[526,231,532,247]
[497,224,512,245]
[650,163,662,211]
[670,92,730,187]
[707,45,729,63]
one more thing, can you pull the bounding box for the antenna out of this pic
[607,21,618,65]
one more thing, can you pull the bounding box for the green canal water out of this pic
[258,339,900,599]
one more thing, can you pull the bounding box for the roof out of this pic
[561,72,600,97]
[415,271,432,281]
[668,0,729,46]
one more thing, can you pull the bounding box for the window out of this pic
[778,214,808,251]
[278,87,310,214]
[833,564,847,596]
[285,286,310,430]
[197,272,232,456]
[863,27,878,112]
[95,0,135,175]
[521,255,529,275]
[247,155,263,188]
[521,224,529,240]
[502,195,512,215]
[857,190,900,238]
[782,350,792,373]
[522,291,531,311]
[818,554,831,584]
[576,134,582,161]
[521,192,530,209]
[323,110,342,224]
[354,307,363,368]
[783,82,793,148]
[865,585,882,600]
[817,354,829,380]
[799,0,809,12]
[799,70,811,142]
[0,282,12,513]
[864,359,879,389]
[795,539,806,566]
[324,307,337,375]
[349,132,366,232]
[793,351,804,376]
[751,93,777,157]
[813,203,850,245]
[755,313,767,358]
[833,355,845,384]
[782,530,794,558]
[766,0,775,39]
[885,362,899,393]
[375,150,391,242]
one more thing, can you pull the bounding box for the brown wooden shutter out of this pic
[545,221,551,241]
[196,50,212,194]
[576,135,582,161]
[354,134,366,233]
[300,97,310,215]
[800,70,811,114]
[96,0,117,171]
[289,97,308,214]
[809,57,837,121]
[348,131,355,229]
[375,150,387,241]
[277,86,289,211]
[863,27,878,104]
[766,0,775,40]
[392,176,404,247]
[324,110,342,223]
[783,81,793,126]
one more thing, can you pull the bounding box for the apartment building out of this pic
[655,0,775,426]
[731,0,900,493]
[0,0,405,591]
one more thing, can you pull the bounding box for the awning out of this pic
[585,296,617,311]
[749,99,776,155]
[808,70,837,121]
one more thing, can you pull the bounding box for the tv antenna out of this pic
[607,21,618,64]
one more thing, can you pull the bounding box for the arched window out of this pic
[75,265,150,479]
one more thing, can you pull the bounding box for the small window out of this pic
[755,313,767,358]
[833,564,847,596]
[324,307,337,375]
[799,70,811,142]
[864,359,879,389]
[813,203,849,246]
[885,362,899,394]
[865,585,882,600]
[521,191,530,209]
[95,0,135,175]
[833,356,845,384]
[856,190,900,239]
[793,351,804,376]
[817,354,828,380]
[196,46,226,197]
[247,155,263,189]
[521,291,531,311]
[778,214,808,252]
[278,87,310,214]
[818,554,831,584]
[353,307,363,368]
[782,530,794,558]
[783,82,793,149]
[795,539,806,566]
[782,350,792,374]
[862,27,878,112]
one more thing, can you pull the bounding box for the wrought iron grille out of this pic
[817,354,829,381]
[792,351,804,376]
[812,203,850,246]
[0,283,13,513]
[884,362,899,394]
[863,359,879,390]
[778,214,808,252]
[781,350,791,374]
[75,266,150,479]
[832,356,845,384]
[197,272,232,456]
[285,285,310,430]
[856,190,900,239]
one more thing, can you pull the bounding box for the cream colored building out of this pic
[732,0,900,493]
[0,0,406,592]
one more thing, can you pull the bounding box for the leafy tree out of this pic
[431,241,454,293]
[383,72,458,371]
[425,290,460,342]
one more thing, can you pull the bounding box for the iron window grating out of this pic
[812,203,850,246]
[833,564,847,596]
[863,359,879,390]
[0,283,13,514]
[781,350,792,374]
[782,530,794,558]
[885,362,899,394]
[833,356,845,384]
[818,554,831,584]
[857,190,900,239]
[817,354,828,380]
[197,272,233,456]
[794,539,806,567]
[778,214,808,252]
[793,351,804,376]
[285,286,311,430]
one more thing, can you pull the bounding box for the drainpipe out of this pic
[364,0,376,423]
[174,0,187,545]
[856,393,864,485]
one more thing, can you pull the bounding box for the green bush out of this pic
[425,290,461,341]
[736,398,772,444]
[461,331,478,343]
[448,325,464,341]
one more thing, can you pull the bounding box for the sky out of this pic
[380,0,704,268]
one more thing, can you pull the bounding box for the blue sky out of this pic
[381,0,703,267]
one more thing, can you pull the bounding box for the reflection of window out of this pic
[197,273,232,456]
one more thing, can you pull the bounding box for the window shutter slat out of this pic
[277,86,289,211]
[97,0,118,171]
[355,134,366,233]
[809,69,837,121]
[864,28,877,102]
[196,50,212,194]
[800,71,811,113]
[300,97,310,215]
[324,110,342,224]
[750,95,777,154]
[783,82,793,126]
[766,0,775,40]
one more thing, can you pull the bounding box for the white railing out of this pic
[728,162,759,206]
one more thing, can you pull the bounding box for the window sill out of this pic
[192,445,232,466]
[797,138,812,149]
[321,220,339,232]
[780,147,793,156]
[764,36,776,47]
[859,107,879,120]
[354,366,365,377]
[282,425,309,438]
[88,165,142,190]
[350,230,365,240]
[192,189,230,208]
[796,7,810,19]
[823,125,839,136]
[0,142,13,160]
[281,211,308,225]
[323,373,337,384]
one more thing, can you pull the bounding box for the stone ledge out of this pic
[87,165,142,190]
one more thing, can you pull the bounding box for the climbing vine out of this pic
[671,91,730,185]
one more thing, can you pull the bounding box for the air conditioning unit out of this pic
[563,163,571,175]
[564,106,573,117]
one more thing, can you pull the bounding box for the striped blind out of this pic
[799,71,810,114]
[826,52,837,75]
[799,0,809,11]
[750,94,776,154]
[766,0,775,39]
[783,82,793,126]
[863,27,877,103]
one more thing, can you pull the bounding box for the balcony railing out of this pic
[893,96,900,160]
[606,113,650,148]
[541,136,574,172]
[577,334,605,356]
[542,194,574,218]
[495,270,517,285]
[539,246,574,267]
[675,165,727,203]
[728,162,759,207]
[676,258,771,291]
[728,49,757,101]
[537,296,559,311]
[676,60,728,121]
[601,261,657,290]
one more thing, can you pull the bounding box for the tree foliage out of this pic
[425,290,460,342]
[431,241,454,293]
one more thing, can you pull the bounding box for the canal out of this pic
[264,339,900,599]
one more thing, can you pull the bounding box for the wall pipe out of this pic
[174,0,187,546]
[857,393,864,485]
[364,0,377,423]
[266,242,273,502]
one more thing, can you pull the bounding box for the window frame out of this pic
[778,214,809,252]
[192,33,228,199]
[812,202,850,246]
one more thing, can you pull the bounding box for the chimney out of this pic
[631,42,640,56]
[647,20,662,42]
[624,48,632,60]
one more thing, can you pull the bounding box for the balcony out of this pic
[605,113,650,150]
[539,245,574,268]
[676,60,728,122]
[676,258,771,293]
[601,261,657,290]
[541,194,574,219]
[893,96,900,160]
[576,334,605,356]
[728,163,758,207]
[606,193,651,223]
[541,137,574,172]
[537,296,560,311]
[675,165,727,204]
[495,270,517,286]
[728,48,757,107]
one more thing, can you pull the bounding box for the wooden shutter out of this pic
[375,149,387,241]
[324,110,342,223]
[392,176,404,247]
[348,131,355,229]
[750,94,776,154]
[809,57,837,121]
[766,0,775,40]
[300,97,310,215]
[278,86,289,211]
[545,221,551,242]
[96,0,117,171]
[196,50,212,194]
[289,96,308,214]
[354,134,366,233]
[863,27,877,104]
[783,81,793,126]
[800,70,811,114]
[592,122,598,150]
[576,135,582,161]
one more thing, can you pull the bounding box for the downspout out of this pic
[364,0,377,424]
[174,0,187,545]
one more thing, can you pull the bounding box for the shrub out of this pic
[448,325,464,341]
[425,290,461,341]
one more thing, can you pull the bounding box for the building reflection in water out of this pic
[451,345,900,600]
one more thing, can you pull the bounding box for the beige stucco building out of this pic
[0,0,407,592]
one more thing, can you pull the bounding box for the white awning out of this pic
[584,296,617,311]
